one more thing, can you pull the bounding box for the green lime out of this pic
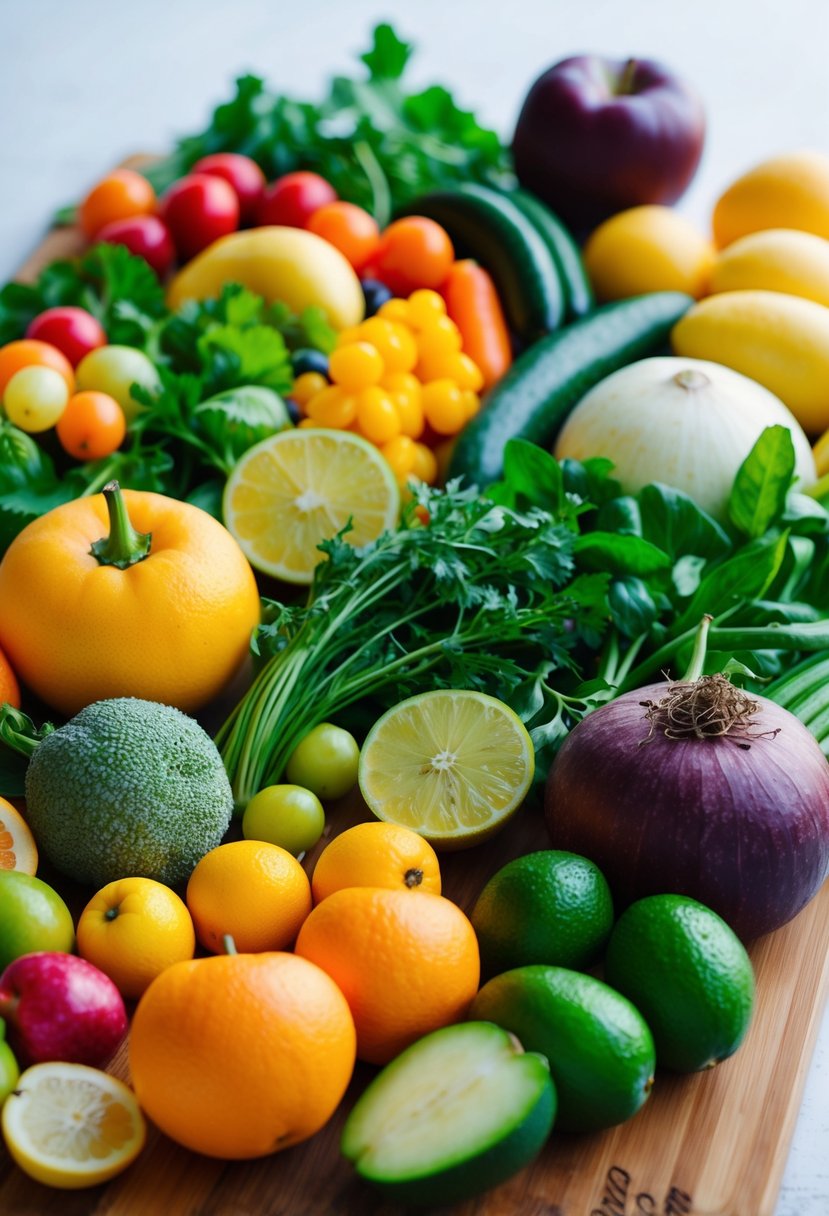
[470,850,613,977]
[242,784,326,856]
[469,965,655,1132]
[0,872,75,971]
[603,894,755,1073]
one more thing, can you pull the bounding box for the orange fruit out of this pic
[311,821,442,903]
[76,877,196,999]
[0,484,260,718]
[186,840,312,954]
[0,644,20,710]
[0,340,75,398]
[583,205,714,302]
[295,887,480,1065]
[129,951,356,1158]
[0,798,38,875]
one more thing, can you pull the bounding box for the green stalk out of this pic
[89,481,152,569]
[681,615,713,682]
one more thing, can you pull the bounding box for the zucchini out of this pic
[509,188,595,320]
[448,291,693,489]
[396,184,564,343]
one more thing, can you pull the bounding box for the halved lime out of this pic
[358,690,535,849]
[223,428,400,583]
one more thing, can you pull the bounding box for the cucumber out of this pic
[509,188,595,320]
[396,184,565,342]
[448,291,693,489]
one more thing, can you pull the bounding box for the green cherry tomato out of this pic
[242,784,326,856]
[285,723,360,801]
[3,365,69,431]
[0,1020,20,1108]
[74,345,161,422]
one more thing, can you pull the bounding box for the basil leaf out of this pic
[608,577,660,636]
[675,531,789,632]
[574,532,671,578]
[490,439,564,512]
[638,483,731,560]
[728,425,795,538]
[596,495,642,536]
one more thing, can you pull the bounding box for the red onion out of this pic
[545,668,829,942]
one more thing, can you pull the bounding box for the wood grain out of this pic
[2,203,829,1216]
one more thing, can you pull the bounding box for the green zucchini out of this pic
[509,188,595,320]
[396,184,564,342]
[448,291,693,489]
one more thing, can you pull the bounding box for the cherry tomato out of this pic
[192,153,266,226]
[159,174,239,262]
[56,391,126,460]
[258,171,337,229]
[285,723,360,801]
[75,345,160,423]
[3,366,69,432]
[242,785,326,856]
[79,169,157,239]
[0,339,74,397]
[373,217,455,296]
[307,202,380,272]
[96,215,176,278]
[25,307,107,367]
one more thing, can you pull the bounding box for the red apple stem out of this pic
[617,58,640,95]
[222,935,238,956]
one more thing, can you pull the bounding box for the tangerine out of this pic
[295,886,479,1065]
[129,951,356,1158]
[311,821,441,903]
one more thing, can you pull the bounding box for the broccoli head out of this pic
[25,697,234,888]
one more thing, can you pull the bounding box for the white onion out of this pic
[553,356,816,520]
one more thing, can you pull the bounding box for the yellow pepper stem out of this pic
[90,481,152,569]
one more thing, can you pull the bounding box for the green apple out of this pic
[0,872,75,971]
[341,1021,555,1206]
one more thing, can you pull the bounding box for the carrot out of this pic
[441,259,513,390]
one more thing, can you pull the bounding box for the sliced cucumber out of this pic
[509,188,595,320]
[449,291,693,489]
[341,1021,555,1207]
[396,184,565,343]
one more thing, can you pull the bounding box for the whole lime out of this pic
[286,723,360,801]
[242,785,326,856]
[0,1021,20,1107]
[0,872,75,970]
[469,965,655,1132]
[603,894,755,1073]
[470,850,613,977]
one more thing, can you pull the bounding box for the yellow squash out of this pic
[712,150,829,248]
[167,226,365,330]
[709,228,829,308]
[672,290,829,436]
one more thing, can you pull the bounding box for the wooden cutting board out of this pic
[2,207,829,1216]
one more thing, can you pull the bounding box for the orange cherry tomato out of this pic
[0,339,75,397]
[307,202,380,273]
[373,218,455,296]
[56,391,126,460]
[80,169,157,239]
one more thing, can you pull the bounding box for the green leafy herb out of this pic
[139,24,512,226]
[728,424,795,538]
[216,456,607,808]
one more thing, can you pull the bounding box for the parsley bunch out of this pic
[216,450,609,809]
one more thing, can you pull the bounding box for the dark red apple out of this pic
[512,55,706,233]
[0,952,127,1068]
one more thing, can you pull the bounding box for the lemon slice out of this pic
[223,428,400,583]
[358,690,535,850]
[0,797,38,875]
[2,1062,146,1189]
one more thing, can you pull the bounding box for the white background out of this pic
[4,1,829,1212]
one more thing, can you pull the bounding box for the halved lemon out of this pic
[358,690,535,850]
[0,797,38,875]
[223,428,400,583]
[2,1062,146,1189]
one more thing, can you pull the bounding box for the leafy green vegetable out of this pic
[216,455,607,808]
[0,244,166,346]
[728,424,795,538]
[139,24,512,226]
